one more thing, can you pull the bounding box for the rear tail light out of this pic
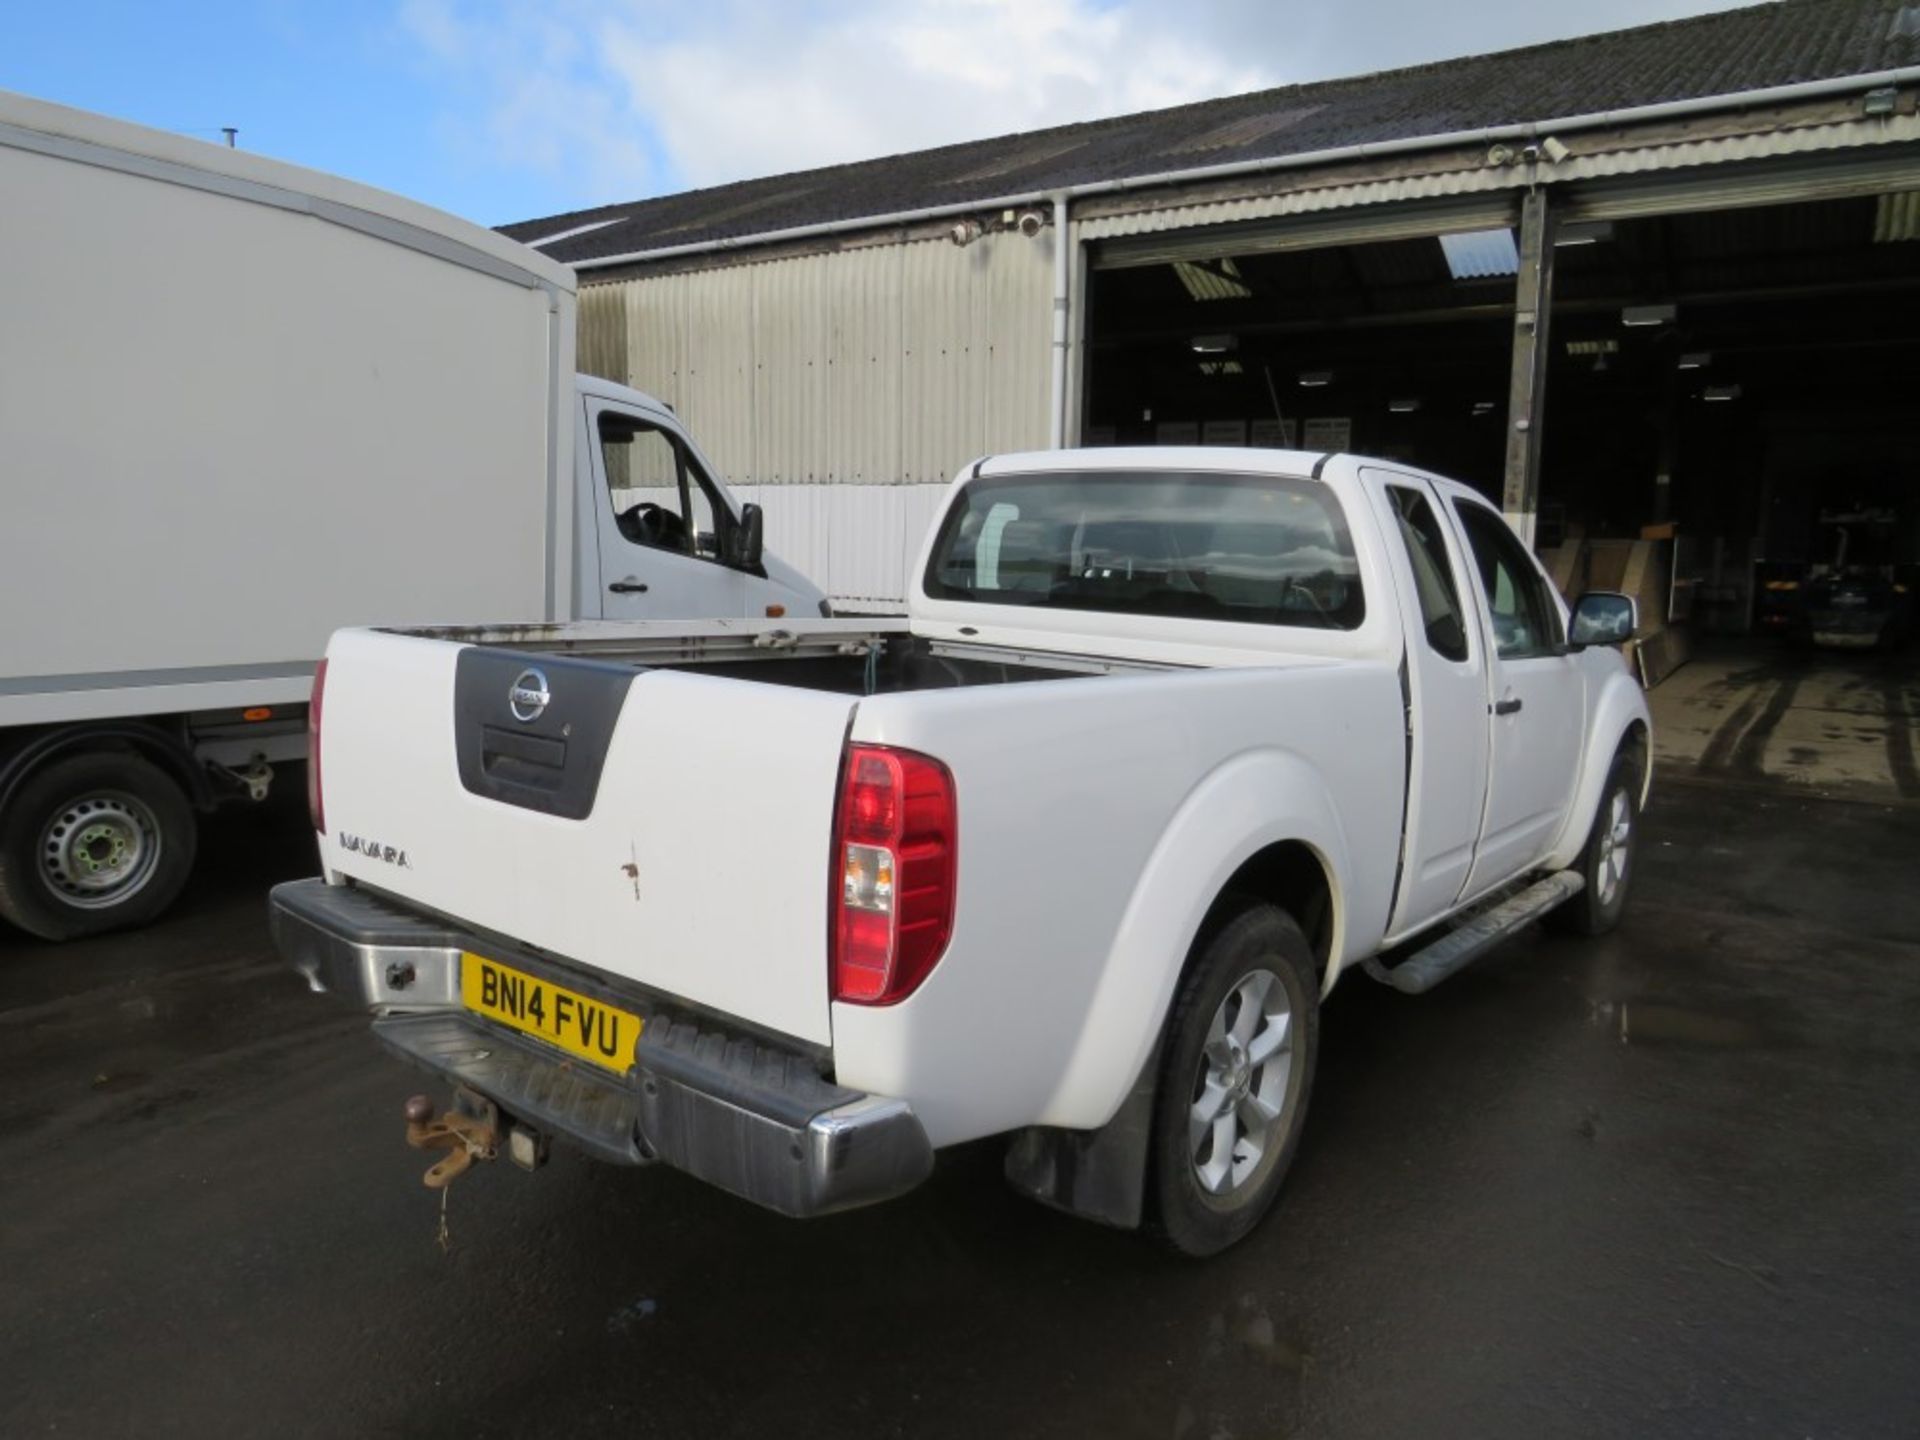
[306,658,328,835]
[831,744,956,1005]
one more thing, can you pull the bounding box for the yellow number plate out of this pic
[461,953,643,1074]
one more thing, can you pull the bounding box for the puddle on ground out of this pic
[1211,1293,1311,1374]
[1613,1001,1764,1048]
[1172,1293,1313,1438]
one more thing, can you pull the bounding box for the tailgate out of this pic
[316,629,852,1046]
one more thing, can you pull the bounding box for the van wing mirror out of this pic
[1569,591,1637,648]
[730,502,765,572]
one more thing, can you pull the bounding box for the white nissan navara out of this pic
[272,448,1650,1255]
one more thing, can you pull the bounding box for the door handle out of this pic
[1493,697,1523,716]
[608,579,649,595]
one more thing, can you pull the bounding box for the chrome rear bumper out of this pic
[268,878,933,1218]
[271,879,466,1011]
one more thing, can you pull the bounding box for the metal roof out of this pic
[503,2,1918,265]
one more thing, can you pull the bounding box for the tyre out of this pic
[1148,903,1319,1258]
[1546,751,1640,938]
[0,751,197,941]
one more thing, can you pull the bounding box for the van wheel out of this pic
[0,752,197,942]
[1547,752,1639,938]
[1148,903,1318,1258]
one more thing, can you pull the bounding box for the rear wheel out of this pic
[0,752,197,941]
[1547,751,1639,937]
[1148,903,1318,1258]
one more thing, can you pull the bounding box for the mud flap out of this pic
[1002,1036,1163,1230]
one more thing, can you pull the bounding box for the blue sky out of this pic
[2,1,1743,229]
[0,1,620,223]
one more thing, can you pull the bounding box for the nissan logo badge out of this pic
[508,667,551,723]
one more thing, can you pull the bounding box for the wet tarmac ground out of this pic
[1650,641,1920,801]
[3,776,1918,1438]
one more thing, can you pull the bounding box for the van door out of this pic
[1447,496,1584,896]
[587,401,750,620]
[1361,470,1492,937]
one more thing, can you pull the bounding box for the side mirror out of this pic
[730,502,765,572]
[1569,591,1637,648]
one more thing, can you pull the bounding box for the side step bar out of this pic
[1362,871,1586,995]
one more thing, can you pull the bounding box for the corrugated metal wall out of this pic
[578,229,1053,604]
[576,284,628,385]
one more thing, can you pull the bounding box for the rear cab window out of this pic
[924,470,1364,630]
[1386,485,1470,662]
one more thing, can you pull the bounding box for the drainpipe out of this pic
[1501,188,1556,549]
[1048,191,1071,449]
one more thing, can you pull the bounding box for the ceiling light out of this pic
[1678,352,1712,370]
[1298,370,1333,387]
[1565,338,1619,356]
[1622,303,1677,328]
[1388,397,1421,414]
[1472,401,1498,416]
[1190,333,1238,354]
[1555,220,1615,247]
[1703,384,1743,402]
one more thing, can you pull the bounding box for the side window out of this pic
[1453,502,1562,660]
[598,413,728,562]
[1387,486,1469,662]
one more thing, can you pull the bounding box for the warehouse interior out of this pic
[1080,189,1920,636]
[1082,221,1520,492]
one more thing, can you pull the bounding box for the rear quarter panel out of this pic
[831,659,1403,1147]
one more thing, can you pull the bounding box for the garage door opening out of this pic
[1081,222,1520,500]
[1541,193,1920,641]
[1543,190,1920,798]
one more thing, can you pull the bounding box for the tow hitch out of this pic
[403,1091,499,1189]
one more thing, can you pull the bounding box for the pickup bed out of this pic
[273,448,1651,1255]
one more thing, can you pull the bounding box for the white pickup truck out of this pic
[272,448,1650,1255]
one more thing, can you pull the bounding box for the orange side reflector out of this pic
[765,604,787,618]
[242,706,274,722]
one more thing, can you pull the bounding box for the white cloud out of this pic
[602,0,1275,187]
[400,0,1748,216]
[399,0,657,201]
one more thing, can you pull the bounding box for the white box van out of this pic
[0,91,825,939]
